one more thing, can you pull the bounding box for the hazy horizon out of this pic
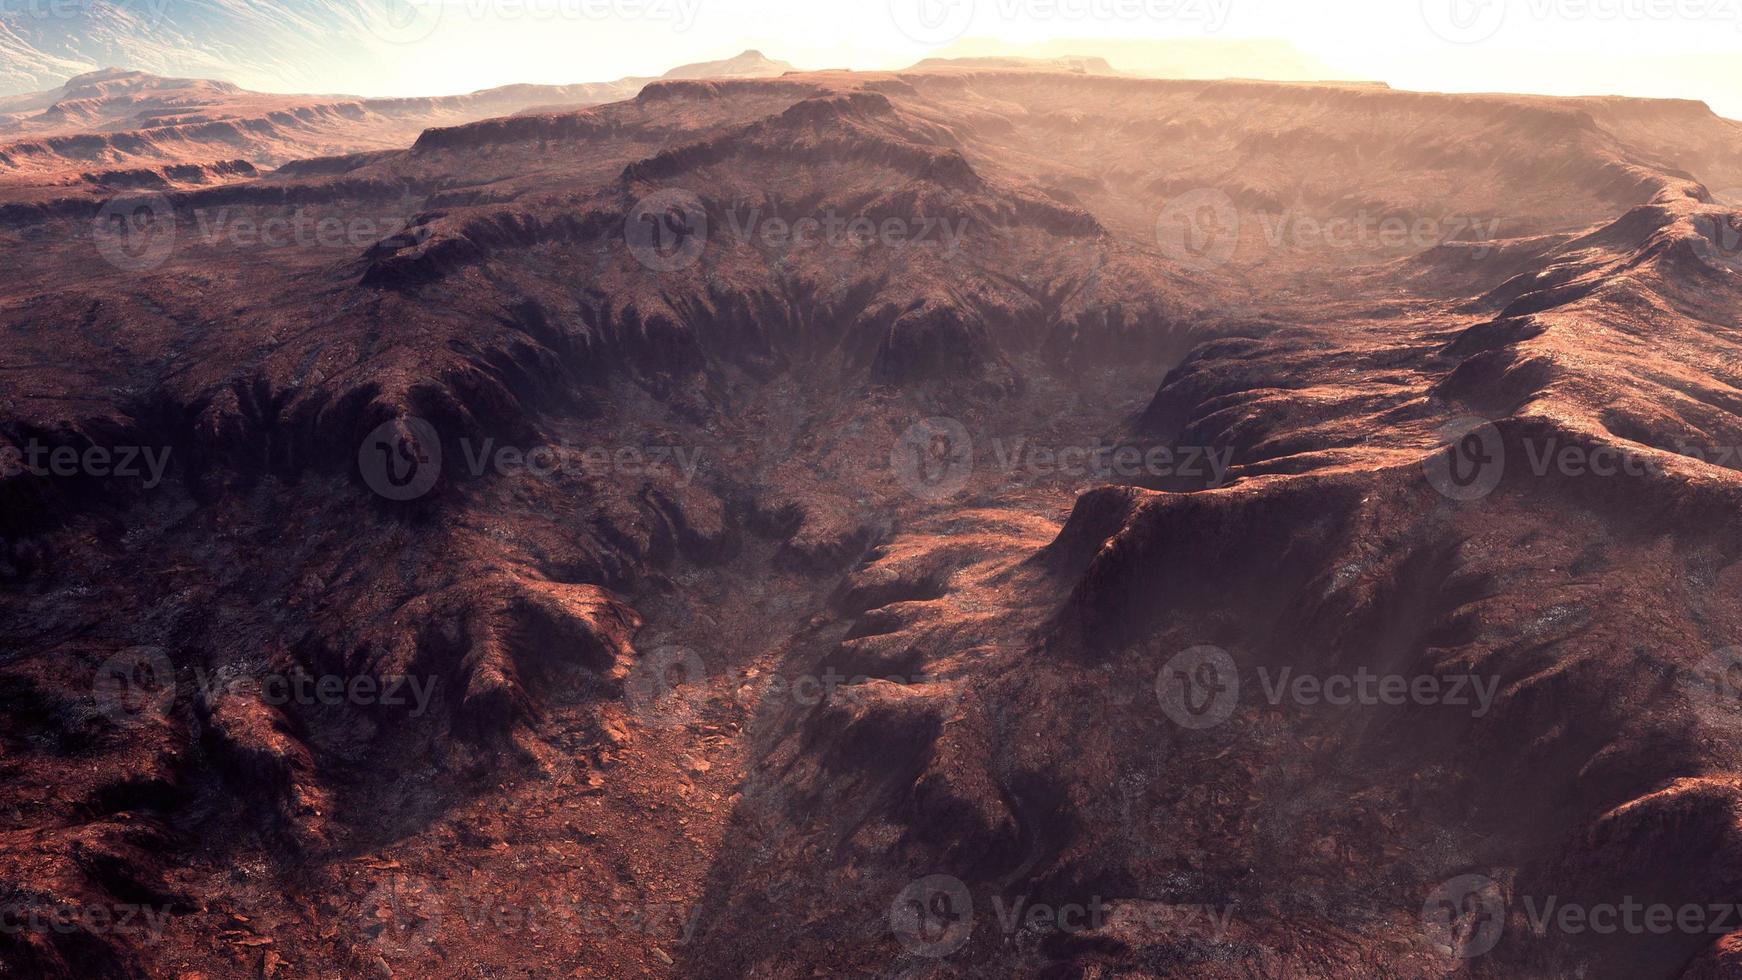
[6,0,1742,119]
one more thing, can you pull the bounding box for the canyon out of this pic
[1,57,1741,978]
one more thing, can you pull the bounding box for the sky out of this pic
[355,0,1742,117]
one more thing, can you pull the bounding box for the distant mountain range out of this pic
[0,0,1352,101]
[0,1,796,98]
[0,52,795,198]
[0,0,394,95]
[931,37,1350,82]
[907,55,1118,75]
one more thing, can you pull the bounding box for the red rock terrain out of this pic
[0,53,794,205]
[1,63,1742,979]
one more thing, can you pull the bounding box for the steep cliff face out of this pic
[1,67,1741,978]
